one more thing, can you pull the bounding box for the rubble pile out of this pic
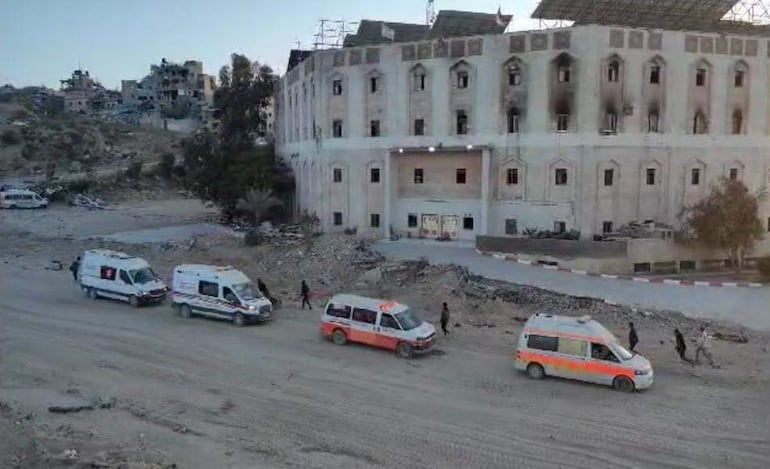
[70,193,109,210]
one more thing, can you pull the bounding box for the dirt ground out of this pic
[2,199,770,468]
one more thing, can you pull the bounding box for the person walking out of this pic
[628,321,639,353]
[300,280,312,310]
[69,256,80,282]
[257,278,270,298]
[674,329,694,365]
[695,325,716,366]
[440,302,450,336]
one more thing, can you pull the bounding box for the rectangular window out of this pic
[414,168,424,184]
[527,334,558,351]
[730,168,738,180]
[198,280,218,297]
[691,168,700,185]
[508,68,521,86]
[556,114,569,132]
[332,79,343,95]
[507,111,519,133]
[605,112,618,133]
[352,308,377,324]
[333,212,343,226]
[646,168,656,185]
[696,68,706,87]
[463,217,474,230]
[650,65,660,84]
[100,266,116,281]
[408,213,418,228]
[380,313,401,329]
[414,118,425,136]
[414,73,426,91]
[557,66,570,83]
[333,168,342,183]
[554,221,566,233]
[607,62,619,82]
[456,168,467,184]
[370,168,380,183]
[734,70,744,88]
[603,221,613,234]
[457,71,469,89]
[557,338,588,357]
[332,119,343,138]
[370,77,378,93]
[456,110,468,134]
[555,168,568,186]
[370,213,380,228]
[767,217,770,233]
[119,270,132,284]
[505,218,518,235]
[604,168,614,186]
[326,303,351,319]
[370,119,380,137]
[648,112,659,133]
[506,168,519,185]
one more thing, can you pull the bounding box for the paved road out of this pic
[376,241,770,332]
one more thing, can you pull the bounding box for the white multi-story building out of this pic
[275,3,770,244]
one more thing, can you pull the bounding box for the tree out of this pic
[236,188,282,225]
[680,177,764,271]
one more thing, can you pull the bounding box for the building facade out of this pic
[275,14,770,243]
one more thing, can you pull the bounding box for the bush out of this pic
[125,161,143,179]
[66,178,94,194]
[158,153,175,179]
[244,229,262,246]
[20,143,38,160]
[756,256,770,280]
[1,129,21,145]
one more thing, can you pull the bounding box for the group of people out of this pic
[628,321,717,367]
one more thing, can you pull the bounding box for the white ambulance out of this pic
[0,188,49,209]
[79,249,168,307]
[321,294,437,358]
[171,264,273,326]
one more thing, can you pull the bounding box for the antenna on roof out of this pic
[426,0,436,26]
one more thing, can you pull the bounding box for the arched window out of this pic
[732,109,743,135]
[507,107,520,133]
[693,111,708,134]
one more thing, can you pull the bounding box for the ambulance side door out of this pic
[374,312,403,351]
[349,307,378,345]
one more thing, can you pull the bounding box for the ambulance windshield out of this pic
[233,282,262,300]
[612,343,634,361]
[395,310,421,330]
[130,267,157,284]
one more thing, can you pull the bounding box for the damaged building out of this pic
[275,2,770,249]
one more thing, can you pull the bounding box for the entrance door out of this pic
[421,214,439,238]
[440,215,458,240]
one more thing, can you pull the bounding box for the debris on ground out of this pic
[713,332,749,343]
[71,193,109,210]
[48,396,116,414]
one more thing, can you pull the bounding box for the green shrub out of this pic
[125,161,143,179]
[66,178,94,194]
[756,257,770,280]
[1,129,21,145]
[158,153,175,179]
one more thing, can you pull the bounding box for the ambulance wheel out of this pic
[396,342,414,359]
[233,312,246,327]
[613,376,635,393]
[86,288,97,300]
[331,329,347,345]
[179,304,192,319]
[128,295,139,308]
[526,363,545,380]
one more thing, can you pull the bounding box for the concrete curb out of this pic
[477,250,765,288]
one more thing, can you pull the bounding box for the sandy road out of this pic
[1,264,769,468]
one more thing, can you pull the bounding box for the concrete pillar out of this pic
[481,148,491,235]
[384,150,392,239]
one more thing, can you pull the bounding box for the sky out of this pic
[0,0,542,89]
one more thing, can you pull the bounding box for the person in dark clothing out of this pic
[300,280,311,310]
[440,302,450,336]
[257,278,270,298]
[674,329,694,365]
[628,322,639,352]
[69,256,80,281]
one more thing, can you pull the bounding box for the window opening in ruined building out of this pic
[457,71,469,89]
[648,111,659,133]
[604,168,614,186]
[608,61,620,82]
[370,213,380,228]
[554,221,566,233]
[507,108,520,133]
[506,168,519,185]
[696,68,706,87]
[650,65,661,84]
[332,79,343,95]
[370,168,380,183]
[415,72,426,91]
[734,70,745,88]
[333,168,342,183]
[333,212,343,226]
[414,168,424,184]
[732,110,743,135]
[555,168,568,185]
[463,217,474,230]
[414,118,425,136]
[370,77,378,93]
[730,168,739,180]
[557,65,570,83]
[408,214,418,228]
[691,168,701,185]
[456,110,468,134]
[693,112,707,134]
[505,219,518,235]
[603,221,613,234]
[370,119,380,137]
[556,114,569,132]
[605,112,618,133]
[508,67,521,86]
[646,168,656,185]
[333,119,343,138]
[456,168,467,184]
[767,217,770,232]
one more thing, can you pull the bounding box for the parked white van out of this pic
[171,264,273,326]
[0,189,49,209]
[514,313,654,392]
[79,249,168,307]
[321,294,437,358]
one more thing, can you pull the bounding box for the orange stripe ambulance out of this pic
[515,313,654,392]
